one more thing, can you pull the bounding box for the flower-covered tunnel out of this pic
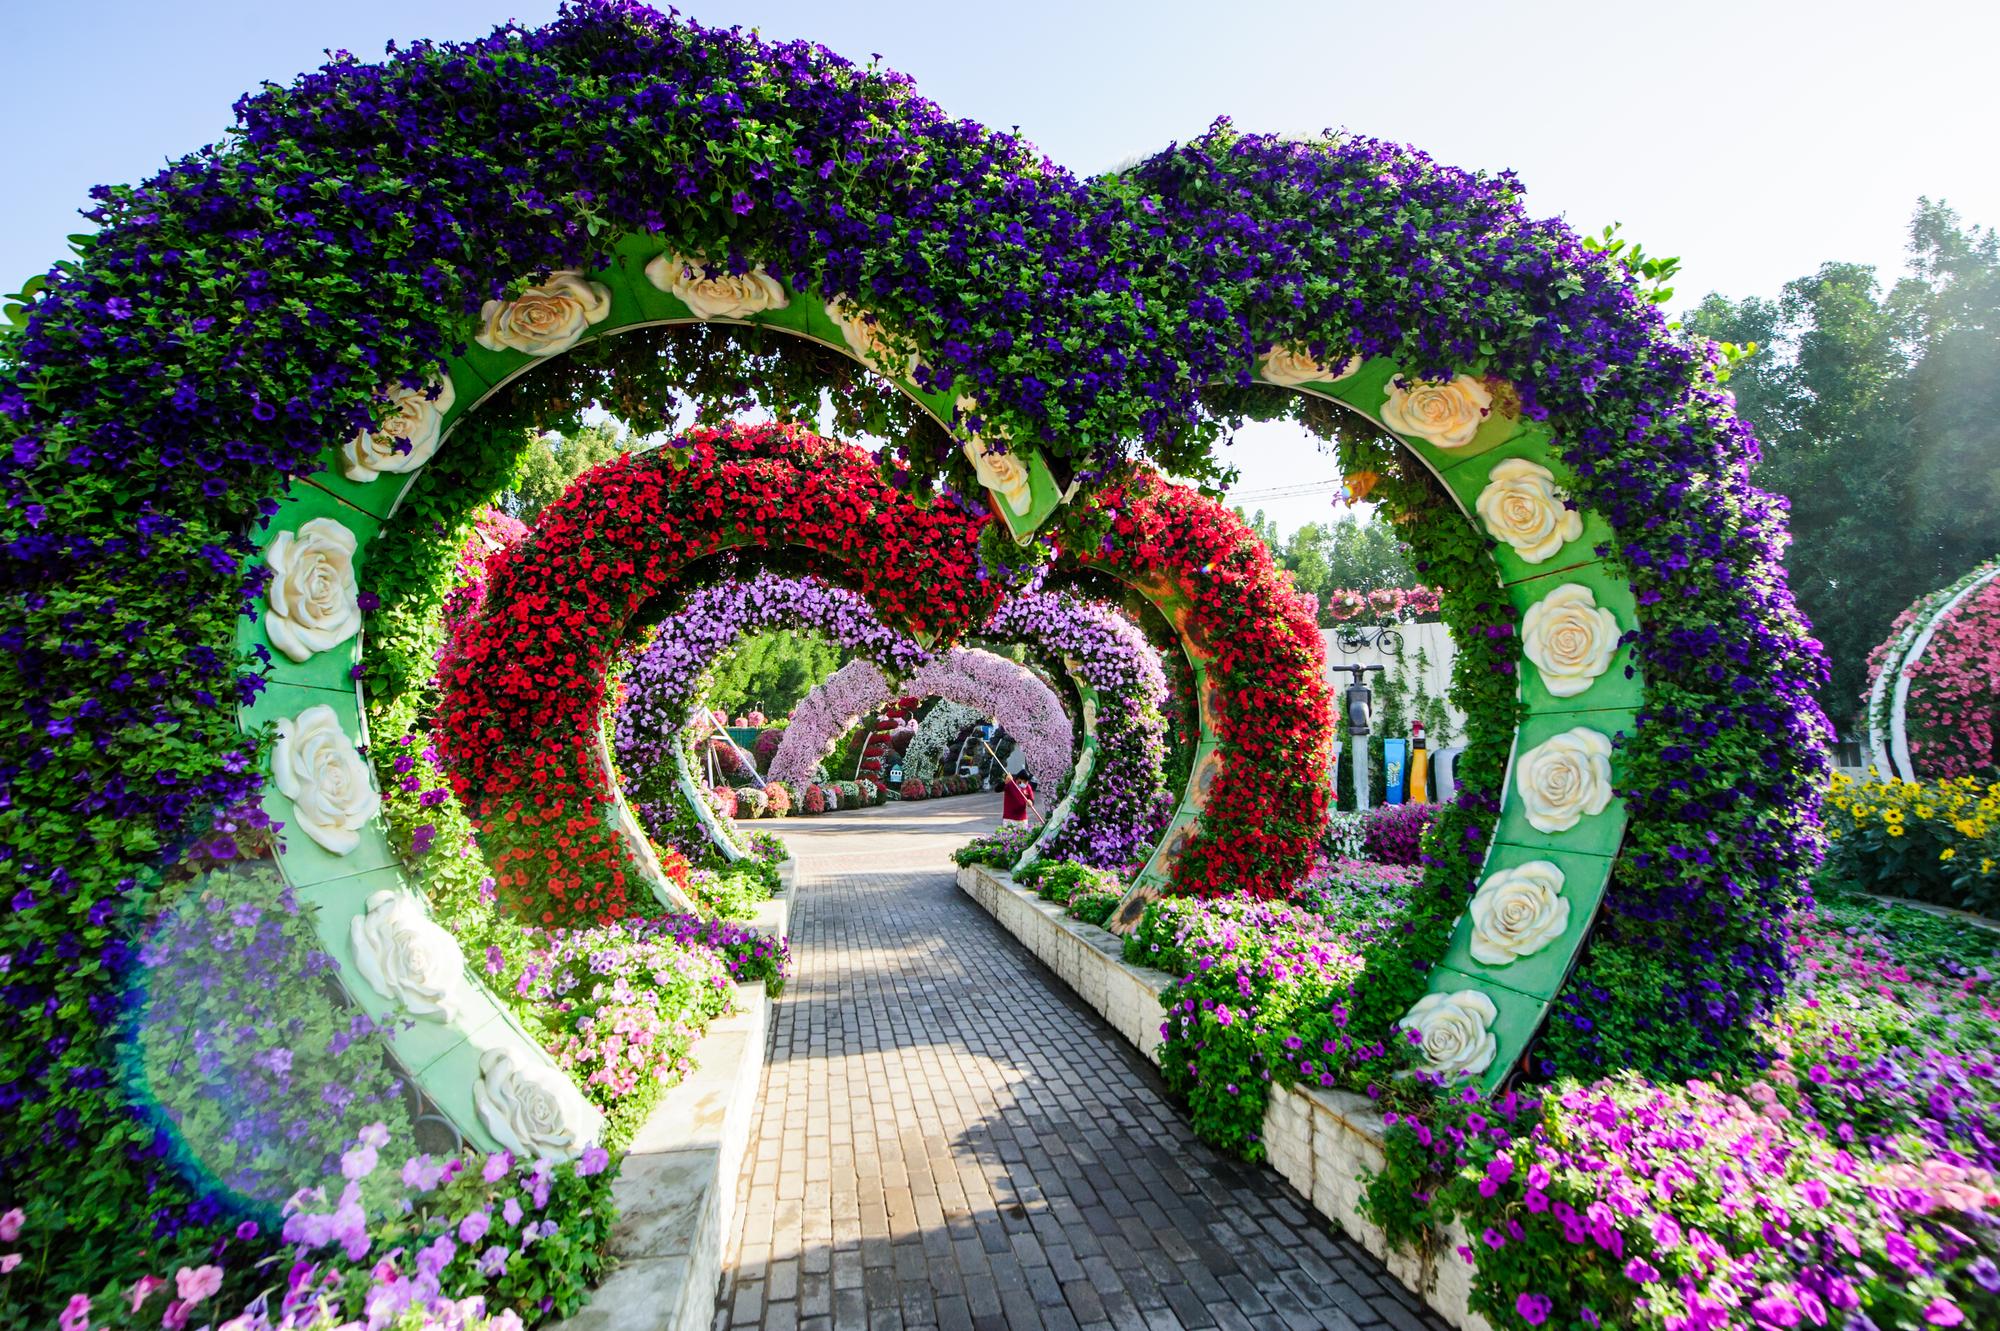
[0,4,1829,1315]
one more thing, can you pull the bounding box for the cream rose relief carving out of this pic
[350,890,470,1021]
[1400,990,1499,1078]
[271,704,381,855]
[263,517,362,663]
[1381,374,1494,449]
[1259,343,1359,388]
[956,395,1035,519]
[1516,727,1615,834]
[475,270,612,356]
[342,378,457,483]
[1467,860,1570,965]
[1522,584,1621,699]
[824,296,917,378]
[1475,457,1582,563]
[474,1047,600,1160]
[645,253,788,319]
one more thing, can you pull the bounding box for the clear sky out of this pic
[4,0,1995,533]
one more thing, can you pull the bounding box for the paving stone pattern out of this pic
[717,795,1444,1331]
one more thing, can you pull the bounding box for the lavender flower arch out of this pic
[610,571,932,854]
[615,573,930,767]
[764,660,898,786]
[982,589,1174,873]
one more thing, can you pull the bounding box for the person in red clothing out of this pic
[1000,771,1036,824]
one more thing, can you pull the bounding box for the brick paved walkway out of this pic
[717,795,1442,1331]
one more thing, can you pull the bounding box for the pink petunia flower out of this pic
[175,1263,224,1304]
[127,1274,166,1312]
[58,1295,92,1331]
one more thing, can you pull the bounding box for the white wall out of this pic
[1320,622,1466,738]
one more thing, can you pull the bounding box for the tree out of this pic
[503,421,630,518]
[1684,200,2000,729]
[705,630,845,719]
[1236,508,1418,622]
[1321,512,1416,596]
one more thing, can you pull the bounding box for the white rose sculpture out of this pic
[645,253,788,320]
[1474,458,1582,563]
[475,270,612,356]
[350,890,470,1021]
[1515,727,1615,834]
[1467,861,1570,965]
[1522,584,1620,698]
[1381,374,1493,449]
[342,378,456,483]
[474,1047,601,1160]
[957,396,1034,518]
[263,518,362,663]
[1260,343,1358,388]
[825,296,914,377]
[1400,991,1499,1078]
[271,704,380,855]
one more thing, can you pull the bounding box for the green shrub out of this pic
[1068,890,1121,927]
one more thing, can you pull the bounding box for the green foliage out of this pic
[1066,890,1121,927]
[1684,200,2000,727]
[951,822,1038,869]
[690,861,779,920]
[706,629,845,720]
[1407,644,1454,746]
[492,321,953,486]
[502,422,630,520]
[1015,858,1121,906]
[1582,222,1681,305]
[1241,508,1419,621]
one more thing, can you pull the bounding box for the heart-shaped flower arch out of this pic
[446,427,1267,929]
[0,3,1832,1297]
[611,570,934,858]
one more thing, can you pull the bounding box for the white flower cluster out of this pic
[904,701,990,783]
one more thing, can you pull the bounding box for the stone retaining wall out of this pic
[556,980,768,1331]
[957,862,1491,1331]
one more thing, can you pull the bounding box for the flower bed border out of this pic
[553,979,771,1331]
